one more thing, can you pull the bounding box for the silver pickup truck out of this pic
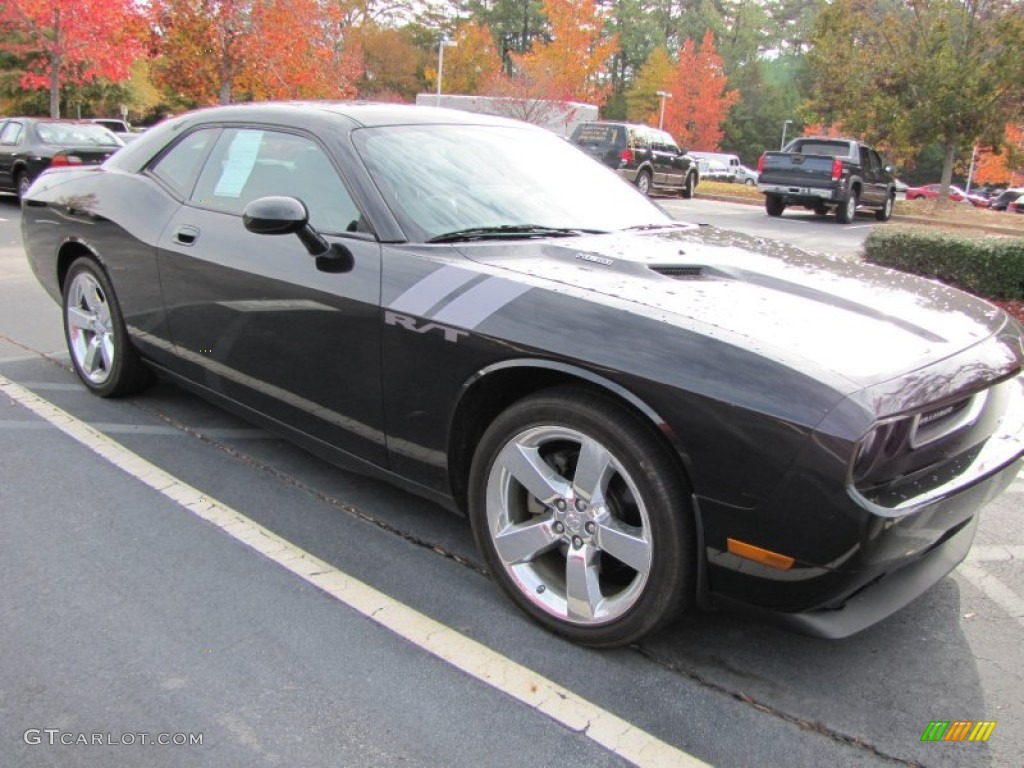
[757,137,896,224]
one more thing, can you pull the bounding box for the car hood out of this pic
[456,225,1009,388]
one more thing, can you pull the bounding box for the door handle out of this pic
[173,225,200,246]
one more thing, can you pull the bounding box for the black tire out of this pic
[765,194,786,217]
[744,178,755,187]
[63,257,152,397]
[680,171,696,199]
[874,193,894,221]
[836,189,858,223]
[468,386,694,648]
[635,170,652,196]
[16,171,31,200]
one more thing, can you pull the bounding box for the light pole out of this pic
[656,91,671,131]
[780,119,793,150]
[436,37,457,106]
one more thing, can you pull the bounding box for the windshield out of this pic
[35,122,123,147]
[353,123,670,242]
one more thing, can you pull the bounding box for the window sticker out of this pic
[213,130,264,197]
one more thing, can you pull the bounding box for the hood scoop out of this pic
[650,265,706,279]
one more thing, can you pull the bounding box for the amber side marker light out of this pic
[727,538,795,570]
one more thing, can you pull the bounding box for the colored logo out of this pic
[920,721,996,742]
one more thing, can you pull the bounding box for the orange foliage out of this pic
[150,0,361,105]
[1,0,147,92]
[973,125,1024,186]
[661,31,738,150]
[509,0,618,106]
[424,21,503,96]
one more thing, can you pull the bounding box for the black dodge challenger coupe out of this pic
[21,102,1024,647]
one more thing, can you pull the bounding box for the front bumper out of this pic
[700,370,1024,638]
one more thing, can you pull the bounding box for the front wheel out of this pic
[765,194,786,217]
[63,258,152,397]
[875,193,894,221]
[744,178,755,187]
[469,387,693,648]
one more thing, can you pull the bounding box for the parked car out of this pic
[569,121,699,198]
[988,187,1024,212]
[904,183,987,207]
[22,102,1024,647]
[702,160,735,182]
[90,118,142,142]
[0,117,123,198]
[734,165,759,185]
[757,137,896,223]
[1009,194,1024,214]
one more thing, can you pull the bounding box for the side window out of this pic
[149,129,218,198]
[870,150,884,175]
[191,129,362,234]
[629,126,650,149]
[0,122,24,145]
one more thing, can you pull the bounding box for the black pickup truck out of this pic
[756,137,896,223]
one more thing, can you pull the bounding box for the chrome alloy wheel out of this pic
[484,425,653,625]
[66,271,115,385]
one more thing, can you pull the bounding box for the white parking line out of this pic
[957,562,1024,629]
[966,545,1024,563]
[0,373,709,768]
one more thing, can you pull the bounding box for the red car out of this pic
[1008,194,1024,214]
[904,183,988,207]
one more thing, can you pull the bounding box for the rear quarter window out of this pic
[572,124,620,148]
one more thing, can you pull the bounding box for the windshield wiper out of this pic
[428,224,607,243]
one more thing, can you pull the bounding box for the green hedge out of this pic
[863,226,1024,300]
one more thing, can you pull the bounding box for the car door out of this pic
[0,120,24,191]
[655,131,684,187]
[858,146,885,206]
[156,126,387,466]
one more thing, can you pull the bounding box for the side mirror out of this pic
[243,196,354,273]
[884,164,893,174]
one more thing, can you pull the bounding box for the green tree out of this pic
[624,46,673,123]
[808,0,1024,196]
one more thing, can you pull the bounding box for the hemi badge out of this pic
[575,253,613,266]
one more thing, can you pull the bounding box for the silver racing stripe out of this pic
[431,279,532,330]
[389,265,533,331]
[388,265,478,316]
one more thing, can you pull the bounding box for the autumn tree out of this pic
[661,31,739,150]
[0,0,147,117]
[509,0,619,106]
[808,0,1024,198]
[973,124,1024,186]
[150,0,362,106]
[461,0,547,72]
[424,21,503,96]
[349,24,420,101]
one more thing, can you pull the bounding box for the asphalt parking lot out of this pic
[2,196,1022,767]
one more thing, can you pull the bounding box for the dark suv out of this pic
[569,121,699,198]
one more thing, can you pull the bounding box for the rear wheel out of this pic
[874,193,894,221]
[63,258,152,397]
[680,171,696,199]
[469,387,693,648]
[836,189,859,223]
[765,194,786,217]
[16,171,31,199]
[635,170,652,196]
